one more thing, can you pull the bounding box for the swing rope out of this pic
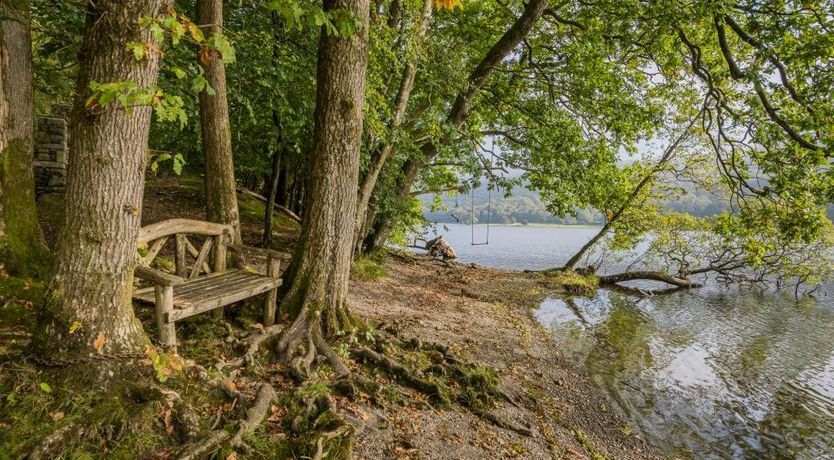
[471,147,493,246]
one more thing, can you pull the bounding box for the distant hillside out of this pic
[422,183,729,225]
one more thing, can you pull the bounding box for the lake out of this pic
[421,224,834,459]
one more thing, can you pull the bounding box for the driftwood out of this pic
[425,235,457,260]
[597,270,702,296]
[236,187,302,224]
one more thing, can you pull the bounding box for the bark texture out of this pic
[0,0,49,277]
[361,0,549,253]
[277,0,370,378]
[198,0,241,244]
[31,0,170,359]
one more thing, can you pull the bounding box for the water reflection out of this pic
[417,224,834,457]
[536,289,834,459]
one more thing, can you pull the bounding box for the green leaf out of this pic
[39,382,53,394]
[126,41,146,61]
[207,34,236,63]
[149,22,165,43]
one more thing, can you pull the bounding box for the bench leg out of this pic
[212,307,224,320]
[154,285,177,350]
[264,287,278,326]
[264,258,282,326]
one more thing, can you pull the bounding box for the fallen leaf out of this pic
[225,452,237,460]
[93,332,107,353]
[50,411,64,421]
[69,321,82,334]
[39,382,53,394]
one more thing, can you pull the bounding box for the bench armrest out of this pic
[227,244,292,261]
[135,266,184,286]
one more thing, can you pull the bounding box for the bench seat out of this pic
[133,269,282,323]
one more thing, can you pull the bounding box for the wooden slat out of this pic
[170,272,255,301]
[168,279,282,322]
[179,275,275,305]
[214,234,227,273]
[138,219,231,244]
[142,236,168,266]
[184,237,212,274]
[189,238,214,280]
[135,266,184,286]
[133,270,274,305]
[175,234,187,278]
[133,271,240,303]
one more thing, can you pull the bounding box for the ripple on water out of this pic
[535,288,834,459]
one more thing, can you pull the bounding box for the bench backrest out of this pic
[137,219,233,279]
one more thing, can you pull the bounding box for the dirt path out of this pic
[348,254,658,459]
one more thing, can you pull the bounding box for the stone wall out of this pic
[33,115,67,195]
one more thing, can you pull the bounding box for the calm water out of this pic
[423,224,834,459]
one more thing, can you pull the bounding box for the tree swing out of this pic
[470,144,495,246]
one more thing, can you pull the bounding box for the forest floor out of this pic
[0,176,660,459]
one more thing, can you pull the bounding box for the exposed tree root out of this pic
[276,307,352,381]
[158,388,201,442]
[312,425,352,460]
[229,383,277,447]
[215,324,284,372]
[286,383,354,459]
[354,347,450,405]
[27,422,81,460]
[178,383,276,460]
[484,411,534,437]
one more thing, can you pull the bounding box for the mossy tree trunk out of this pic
[0,0,50,277]
[277,0,370,379]
[31,0,170,360]
[197,0,241,244]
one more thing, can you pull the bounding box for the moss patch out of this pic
[0,139,52,278]
[351,256,388,281]
[541,270,598,296]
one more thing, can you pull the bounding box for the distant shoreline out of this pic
[429,222,604,229]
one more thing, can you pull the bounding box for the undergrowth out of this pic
[351,255,388,281]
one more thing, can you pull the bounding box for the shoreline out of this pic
[349,253,659,459]
[428,222,605,229]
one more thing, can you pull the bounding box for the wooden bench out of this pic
[132,219,291,348]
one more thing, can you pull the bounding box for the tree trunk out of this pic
[362,0,549,254]
[263,11,284,246]
[262,150,282,244]
[0,0,49,277]
[276,0,370,380]
[353,0,433,253]
[197,0,241,244]
[560,115,699,271]
[31,0,169,360]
